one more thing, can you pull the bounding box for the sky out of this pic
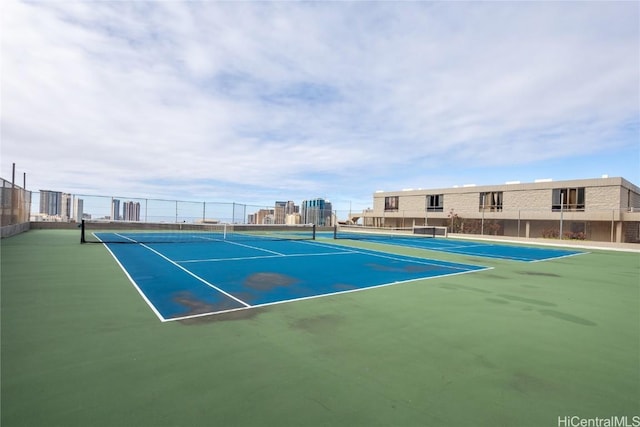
[2,1,639,215]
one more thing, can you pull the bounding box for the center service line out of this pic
[139,243,251,308]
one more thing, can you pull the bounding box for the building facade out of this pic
[363,177,640,243]
[274,201,299,224]
[301,198,333,227]
[122,201,141,221]
[39,190,62,216]
[73,197,84,222]
[39,190,72,221]
[249,208,274,225]
[111,199,121,221]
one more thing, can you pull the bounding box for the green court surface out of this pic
[1,230,639,427]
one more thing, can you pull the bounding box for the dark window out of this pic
[384,196,399,211]
[552,188,585,211]
[479,192,503,212]
[426,194,443,212]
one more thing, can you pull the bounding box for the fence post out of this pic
[481,194,485,235]
[559,193,564,239]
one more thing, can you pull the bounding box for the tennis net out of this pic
[81,220,316,244]
[334,224,447,240]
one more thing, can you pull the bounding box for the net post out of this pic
[80,219,86,243]
[312,224,316,240]
[333,224,338,239]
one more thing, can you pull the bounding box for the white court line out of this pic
[330,237,587,263]
[103,236,489,323]
[436,247,535,261]
[166,265,494,322]
[302,239,485,272]
[222,239,286,256]
[528,251,588,263]
[99,238,167,322]
[138,243,251,309]
[178,251,355,263]
[437,246,588,263]
[436,244,488,250]
[114,232,139,243]
[368,241,491,257]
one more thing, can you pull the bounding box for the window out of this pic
[552,188,585,211]
[426,194,443,212]
[479,192,503,212]
[384,196,399,211]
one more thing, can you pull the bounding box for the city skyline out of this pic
[32,191,334,225]
[2,2,638,212]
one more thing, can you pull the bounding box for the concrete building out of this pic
[111,199,121,221]
[250,208,274,225]
[285,213,302,225]
[39,190,72,221]
[122,201,141,221]
[301,198,333,226]
[73,197,84,222]
[39,190,62,216]
[363,177,640,243]
[274,201,299,224]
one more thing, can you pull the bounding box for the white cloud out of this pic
[2,1,638,210]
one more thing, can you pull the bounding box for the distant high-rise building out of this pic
[274,201,299,224]
[274,201,287,224]
[255,209,274,225]
[286,201,299,215]
[73,197,84,222]
[111,199,121,221]
[39,190,72,220]
[285,213,301,225]
[122,201,141,221]
[301,198,333,226]
[61,193,72,221]
[39,190,62,216]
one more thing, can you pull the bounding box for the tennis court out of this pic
[332,225,585,262]
[101,232,489,321]
[2,229,638,427]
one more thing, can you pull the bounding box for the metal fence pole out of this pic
[481,195,485,235]
[559,193,564,239]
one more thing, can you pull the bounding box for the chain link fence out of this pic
[7,188,639,243]
[27,192,352,229]
[358,207,640,243]
[1,178,32,237]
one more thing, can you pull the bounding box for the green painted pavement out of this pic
[2,230,638,426]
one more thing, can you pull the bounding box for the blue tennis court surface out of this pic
[102,237,489,321]
[328,232,584,262]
